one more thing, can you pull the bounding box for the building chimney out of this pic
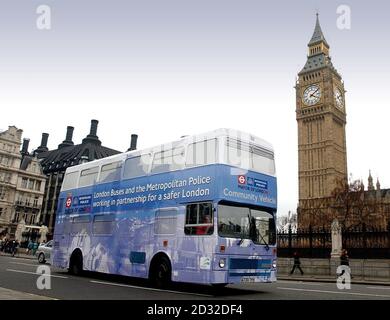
[41,133,49,148]
[128,134,138,151]
[66,126,74,142]
[90,119,98,136]
[21,138,30,156]
[35,133,49,154]
[82,119,101,145]
[58,126,75,149]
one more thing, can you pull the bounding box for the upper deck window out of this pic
[123,154,151,180]
[252,148,275,176]
[79,166,99,188]
[99,161,122,183]
[225,138,275,175]
[151,147,184,174]
[62,171,79,191]
[186,139,217,168]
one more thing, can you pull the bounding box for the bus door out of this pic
[153,208,178,251]
[181,202,215,274]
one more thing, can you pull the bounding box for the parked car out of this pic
[37,240,53,264]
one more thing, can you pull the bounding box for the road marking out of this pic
[90,280,213,297]
[277,280,323,286]
[11,257,36,262]
[10,262,38,267]
[6,269,68,279]
[277,286,390,298]
[367,286,390,290]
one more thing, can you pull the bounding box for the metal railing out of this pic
[277,224,390,259]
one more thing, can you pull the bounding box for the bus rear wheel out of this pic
[150,256,171,289]
[69,250,83,276]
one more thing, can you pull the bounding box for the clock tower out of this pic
[296,14,348,227]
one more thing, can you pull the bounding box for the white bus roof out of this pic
[66,128,274,173]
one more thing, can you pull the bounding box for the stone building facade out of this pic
[0,126,46,237]
[14,139,47,226]
[0,126,23,233]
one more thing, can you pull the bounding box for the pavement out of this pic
[278,274,390,286]
[0,252,37,260]
[0,287,55,300]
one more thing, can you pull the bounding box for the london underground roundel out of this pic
[238,175,246,185]
[65,197,72,208]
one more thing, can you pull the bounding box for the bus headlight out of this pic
[272,260,277,269]
[219,259,226,268]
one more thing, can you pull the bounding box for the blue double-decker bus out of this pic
[53,129,277,287]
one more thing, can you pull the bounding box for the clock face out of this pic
[303,85,321,106]
[334,88,344,108]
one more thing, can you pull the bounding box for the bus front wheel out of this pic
[38,253,46,264]
[150,255,172,288]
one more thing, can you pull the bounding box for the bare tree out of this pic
[277,211,297,232]
[331,177,373,230]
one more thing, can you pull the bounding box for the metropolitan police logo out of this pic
[73,196,79,206]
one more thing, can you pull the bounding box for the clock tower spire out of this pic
[296,14,348,228]
[308,13,329,52]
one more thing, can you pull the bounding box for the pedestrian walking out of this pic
[339,249,352,278]
[340,249,349,266]
[4,239,10,253]
[10,240,19,257]
[32,241,39,256]
[0,237,4,252]
[290,251,304,275]
[26,240,33,255]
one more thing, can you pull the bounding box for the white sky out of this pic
[1,1,390,217]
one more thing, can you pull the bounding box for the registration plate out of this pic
[240,277,257,283]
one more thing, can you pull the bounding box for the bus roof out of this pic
[65,128,274,174]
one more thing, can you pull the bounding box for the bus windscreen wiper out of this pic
[250,216,269,250]
[237,229,247,246]
[257,230,270,251]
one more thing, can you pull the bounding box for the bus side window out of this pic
[71,215,91,234]
[123,155,151,180]
[63,217,72,235]
[184,203,213,236]
[93,214,115,235]
[186,139,217,168]
[151,147,184,174]
[79,167,99,188]
[99,161,122,183]
[62,171,79,191]
[154,210,177,235]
